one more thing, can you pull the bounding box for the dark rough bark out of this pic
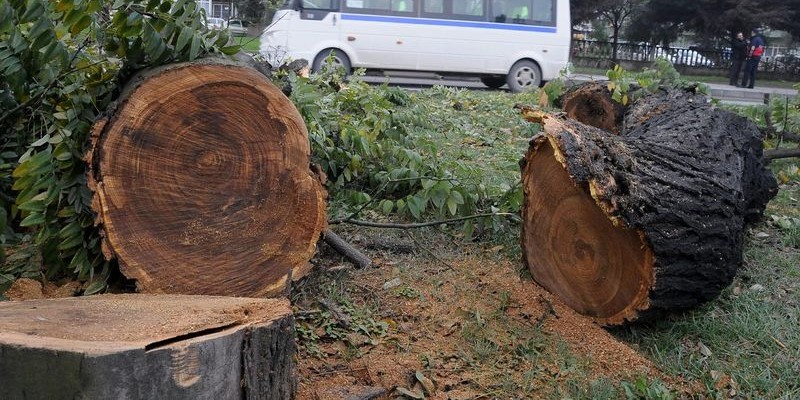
[0,295,296,400]
[521,88,778,324]
[243,315,297,399]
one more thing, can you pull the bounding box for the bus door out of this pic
[289,0,342,54]
[339,0,419,69]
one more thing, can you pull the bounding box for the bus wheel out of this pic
[506,60,541,92]
[312,49,351,75]
[480,76,506,89]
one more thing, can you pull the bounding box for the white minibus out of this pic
[260,0,570,91]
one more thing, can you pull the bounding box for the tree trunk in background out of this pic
[86,59,327,297]
[521,86,777,325]
[0,295,296,399]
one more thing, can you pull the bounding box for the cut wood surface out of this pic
[555,81,625,134]
[521,86,778,325]
[86,59,326,297]
[0,294,296,400]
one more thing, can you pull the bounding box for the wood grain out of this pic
[87,60,326,297]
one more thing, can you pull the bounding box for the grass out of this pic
[232,35,260,53]
[572,65,800,89]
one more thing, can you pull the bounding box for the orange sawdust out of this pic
[294,240,683,399]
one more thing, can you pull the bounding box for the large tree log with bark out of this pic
[521,86,778,325]
[86,59,327,297]
[0,294,295,399]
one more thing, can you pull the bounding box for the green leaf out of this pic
[17,200,45,212]
[19,212,45,227]
[12,150,50,178]
[28,17,51,41]
[188,35,201,60]
[31,134,51,147]
[70,15,92,35]
[20,0,45,23]
[58,232,83,250]
[59,220,81,237]
[430,186,447,210]
[0,2,15,32]
[446,196,458,216]
[175,26,192,52]
[83,280,107,295]
[219,45,240,55]
[381,200,393,214]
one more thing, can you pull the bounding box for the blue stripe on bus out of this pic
[340,13,557,33]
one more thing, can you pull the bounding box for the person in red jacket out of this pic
[741,28,765,89]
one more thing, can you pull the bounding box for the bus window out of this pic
[424,0,443,13]
[391,0,413,11]
[302,0,336,8]
[506,0,527,21]
[366,0,390,9]
[531,0,552,22]
[452,0,484,17]
[492,0,506,22]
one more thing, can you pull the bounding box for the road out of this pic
[359,72,798,105]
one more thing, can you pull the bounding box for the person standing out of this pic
[741,28,765,88]
[729,32,747,86]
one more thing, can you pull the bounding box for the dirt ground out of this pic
[292,228,695,399]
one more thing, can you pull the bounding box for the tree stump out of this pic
[86,59,327,297]
[520,88,777,325]
[0,294,296,399]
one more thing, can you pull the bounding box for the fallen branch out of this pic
[329,212,519,228]
[323,229,372,268]
[764,147,800,160]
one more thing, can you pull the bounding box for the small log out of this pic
[86,58,327,297]
[323,230,372,268]
[520,90,777,325]
[764,147,800,160]
[0,294,296,399]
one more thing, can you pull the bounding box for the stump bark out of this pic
[0,294,296,399]
[521,87,778,325]
[86,59,326,297]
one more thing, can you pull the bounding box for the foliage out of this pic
[0,0,237,291]
[605,59,708,105]
[768,83,800,136]
[280,65,542,237]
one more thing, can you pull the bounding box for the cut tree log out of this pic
[86,58,327,297]
[0,294,296,400]
[555,81,625,134]
[521,87,778,325]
